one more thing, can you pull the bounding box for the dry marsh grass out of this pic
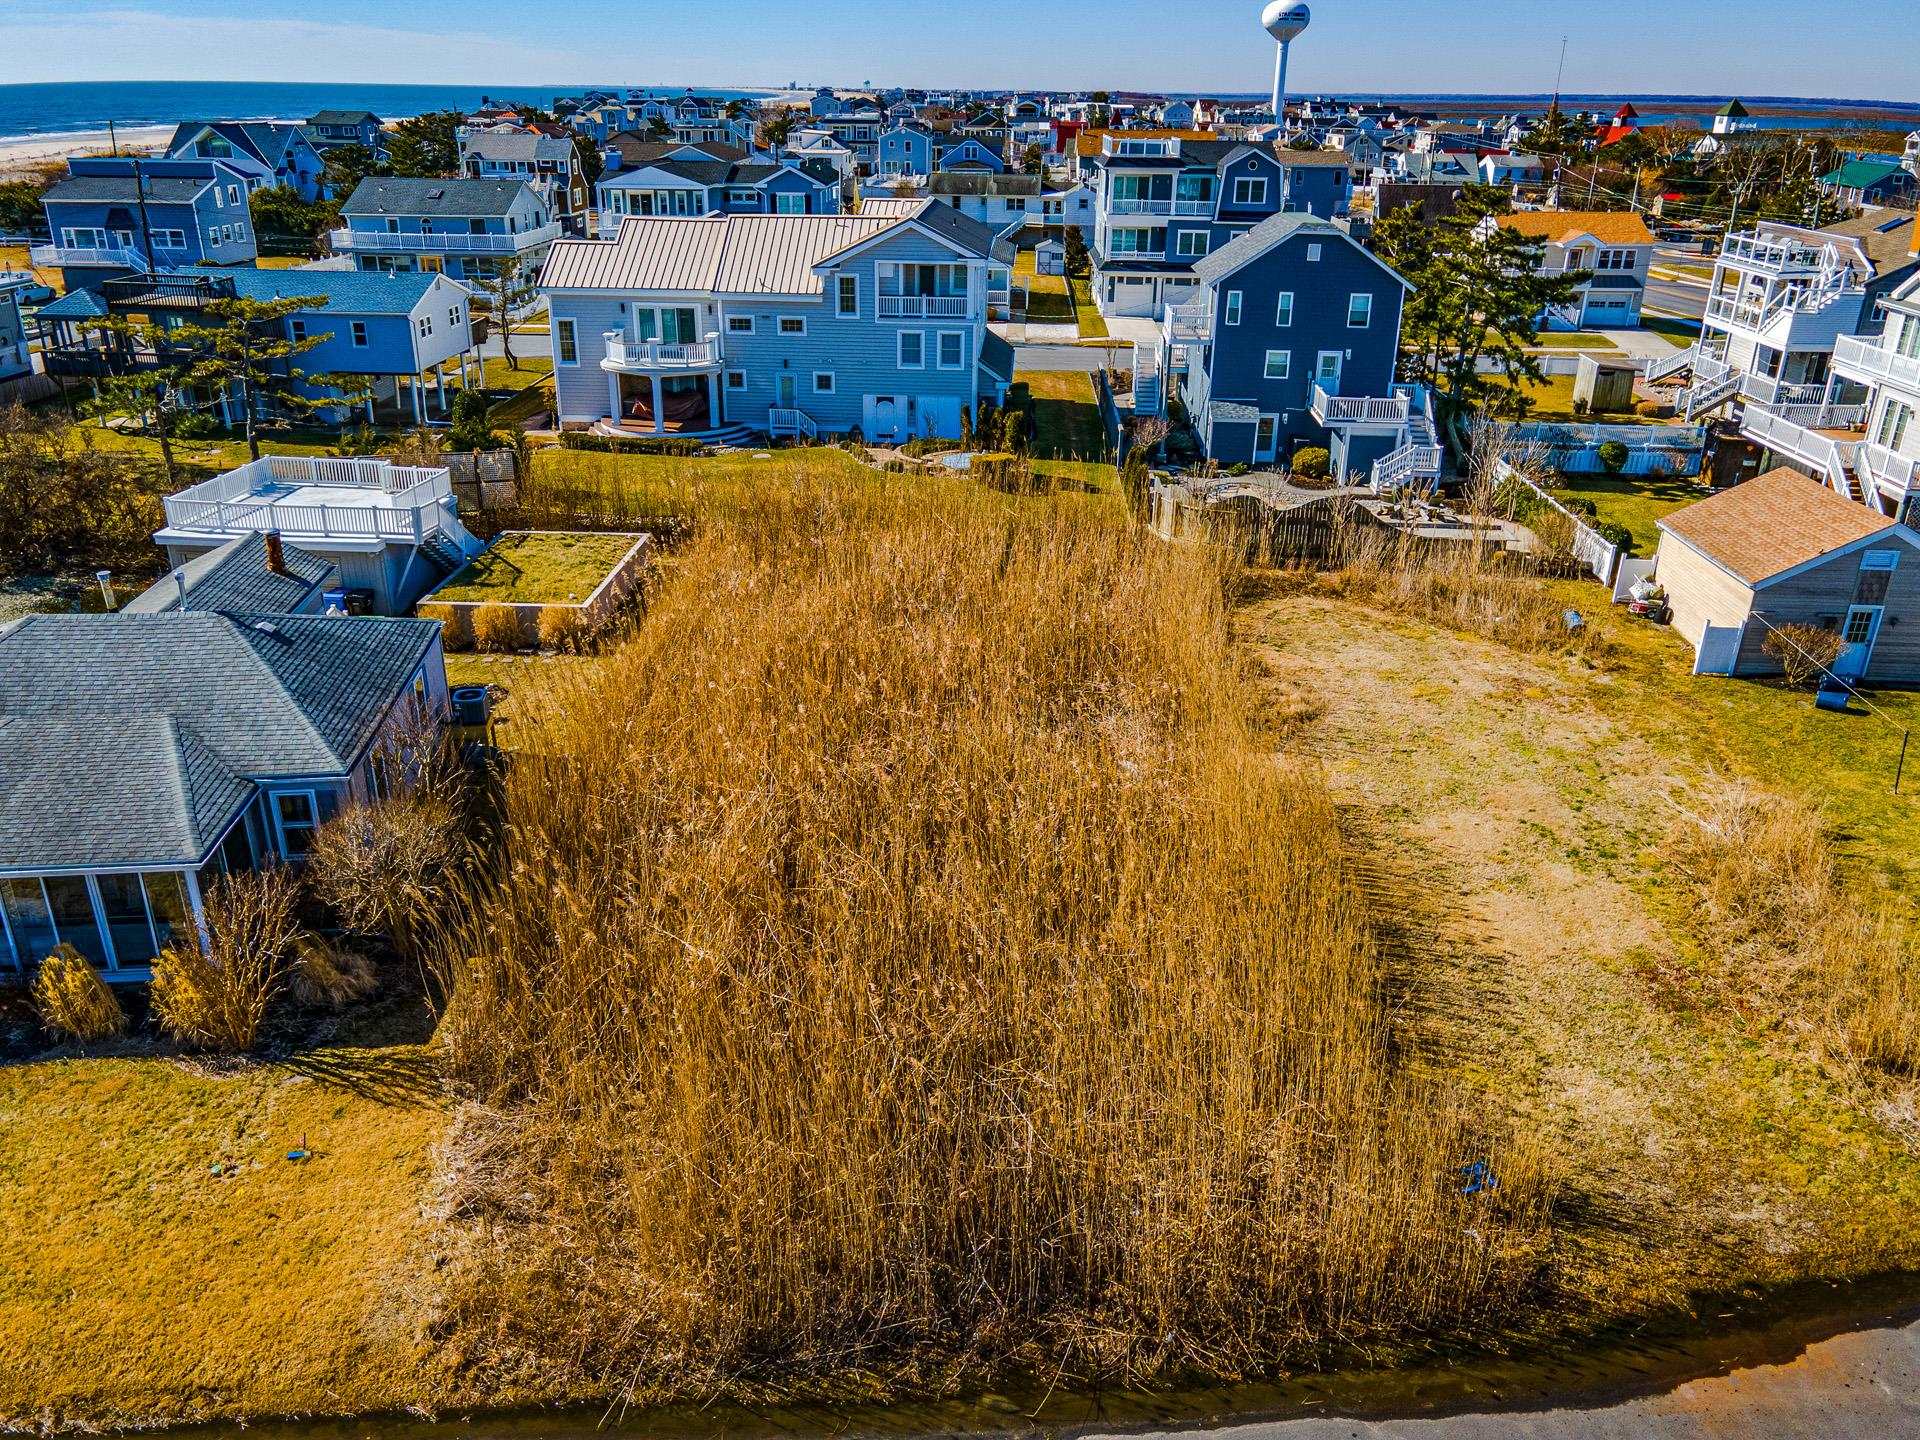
[435,472,1549,1403]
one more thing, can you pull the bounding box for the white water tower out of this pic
[1263,1,1312,134]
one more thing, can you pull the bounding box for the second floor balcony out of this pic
[877,294,970,319]
[328,221,562,257]
[1312,385,1411,427]
[30,241,196,271]
[1833,332,1920,399]
[1107,197,1215,218]
[600,331,722,371]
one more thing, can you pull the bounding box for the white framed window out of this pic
[152,228,185,248]
[227,184,241,205]
[1175,230,1210,257]
[727,315,755,334]
[272,790,319,858]
[1264,349,1291,379]
[726,370,746,389]
[838,273,859,316]
[1275,291,1294,327]
[778,316,807,336]
[937,330,966,369]
[351,320,368,347]
[289,319,307,342]
[813,371,836,393]
[775,191,808,214]
[1224,290,1243,326]
[1347,293,1373,328]
[898,330,925,368]
[1307,243,1323,262]
[1231,176,1268,207]
[449,305,460,328]
[207,226,219,247]
[555,317,578,365]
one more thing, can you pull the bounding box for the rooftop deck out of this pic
[160,456,456,544]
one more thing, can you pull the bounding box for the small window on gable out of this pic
[351,320,368,347]
[838,273,859,316]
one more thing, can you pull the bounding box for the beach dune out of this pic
[0,125,175,180]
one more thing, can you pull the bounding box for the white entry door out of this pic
[1835,605,1884,680]
[864,394,904,443]
[1316,350,1344,392]
[776,374,797,409]
[1253,414,1279,464]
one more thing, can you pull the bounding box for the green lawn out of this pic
[430,531,640,605]
[1011,249,1074,322]
[1642,314,1705,345]
[1513,374,1662,424]
[1017,370,1118,495]
[1069,277,1107,339]
[1550,472,1710,556]
[1529,332,1620,351]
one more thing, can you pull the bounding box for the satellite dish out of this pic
[1262,0,1311,42]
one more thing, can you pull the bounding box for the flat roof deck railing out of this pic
[162,456,453,541]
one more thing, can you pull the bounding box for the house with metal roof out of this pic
[1151,213,1435,484]
[594,158,843,236]
[35,155,259,290]
[332,177,559,290]
[458,128,590,228]
[1820,160,1918,212]
[540,200,1014,445]
[35,264,483,429]
[0,610,447,980]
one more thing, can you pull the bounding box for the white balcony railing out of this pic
[1718,232,1859,280]
[162,456,453,542]
[30,242,196,270]
[1833,333,1920,398]
[1857,441,1920,500]
[328,221,562,256]
[1741,403,1865,494]
[877,294,969,319]
[600,331,722,370]
[1311,384,1410,426]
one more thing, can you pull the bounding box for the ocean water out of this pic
[0,80,774,142]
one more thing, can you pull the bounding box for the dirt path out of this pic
[1235,591,1878,1313]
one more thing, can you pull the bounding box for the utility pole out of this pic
[108,118,119,156]
[130,157,157,276]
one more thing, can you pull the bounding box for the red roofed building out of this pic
[1597,103,1641,147]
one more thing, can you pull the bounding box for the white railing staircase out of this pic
[1682,367,1742,421]
[768,407,819,440]
[1370,383,1443,491]
[1131,339,1164,418]
[1643,347,1695,385]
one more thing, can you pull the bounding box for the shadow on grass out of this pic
[274,1043,444,1107]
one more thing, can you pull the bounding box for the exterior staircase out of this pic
[1370,382,1444,491]
[768,407,819,441]
[1131,339,1165,418]
[1643,347,1695,385]
[419,530,470,578]
[1681,367,1742,421]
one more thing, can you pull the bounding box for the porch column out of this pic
[437,363,449,414]
[607,369,622,420]
[650,373,665,436]
[1330,430,1350,483]
[365,393,376,423]
[707,372,721,428]
[411,376,425,425]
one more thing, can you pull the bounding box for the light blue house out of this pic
[333,177,558,288]
[877,125,1008,178]
[35,156,258,290]
[165,121,331,202]
[595,159,842,235]
[1084,135,1354,319]
[540,201,1014,444]
[1151,213,1438,486]
[36,264,482,428]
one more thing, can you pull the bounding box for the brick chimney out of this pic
[264,530,287,576]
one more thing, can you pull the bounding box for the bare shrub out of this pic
[305,770,468,957]
[436,472,1552,1402]
[150,870,301,1053]
[290,934,379,1008]
[31,944,126,1043]
[536,604,587,653]
[387,427,448,468]
[417,601,473,652]
[1762,624,1843,689]
[471,603,524,653]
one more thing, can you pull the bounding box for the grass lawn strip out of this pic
[432,531,638,606]
[1550,472,1709,556]
[1017,369,1119,494]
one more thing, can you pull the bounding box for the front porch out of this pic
[602,371,723,436]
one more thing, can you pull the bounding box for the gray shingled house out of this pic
[0,610,448,979]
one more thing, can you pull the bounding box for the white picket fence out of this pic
[1495,458,1620,586]
[1511,422,1706,477]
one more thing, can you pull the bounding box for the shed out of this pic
[1573,355,1636,415]
[1654,467,1920,681]
[1034,238,1066,276]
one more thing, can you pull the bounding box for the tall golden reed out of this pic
[437,472,1548,1401]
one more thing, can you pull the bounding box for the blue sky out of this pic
[3,0,1917,101]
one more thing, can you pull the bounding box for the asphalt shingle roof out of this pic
[462,131,578,164]
[122,534,335,616]
[342,176,531,218]
[219,266,441,314]
[42,174,212,204]
[1657,467,1905,587]
[0,612,440,868]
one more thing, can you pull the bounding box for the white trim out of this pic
[554,316,579,366]
[897,329,926,369]
[1263,349,1291,380]
[936,329,967,370]
[269,788,320,859]
[1275,291,1294,327]
[1224,290,1243,326]
[1347,292,1373,328]
[726,314,755,334]
[837,272,860,317]
[777,315,808,336]
[813,370,836,394]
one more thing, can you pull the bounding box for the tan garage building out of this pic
[1654,467,1920,682]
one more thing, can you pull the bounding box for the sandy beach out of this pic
[0,124,173,178]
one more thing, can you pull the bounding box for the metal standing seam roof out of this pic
[0,612,441,869]
[540,202,994,296]
[341,176,534,218]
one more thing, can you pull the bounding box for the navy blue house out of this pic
[1085,135,1354,319]
[36,156,259,291]
[165,121,331,202]
[1155,213,1439,486]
